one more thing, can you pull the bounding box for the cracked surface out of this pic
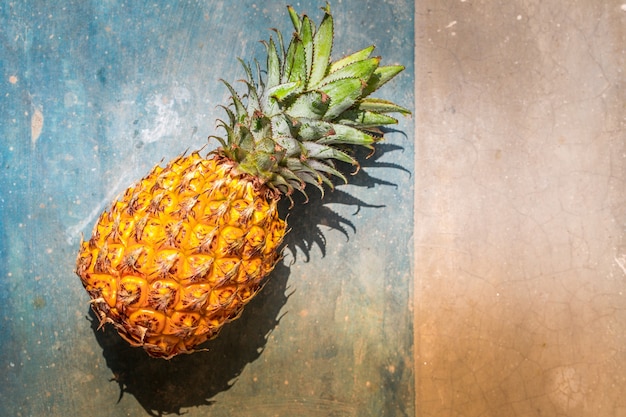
[415,1,625,415]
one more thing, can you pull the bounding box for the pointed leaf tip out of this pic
[287,5,301,33]
[362,65,405,97]
[265,37,281,89]
[309,6,333,88]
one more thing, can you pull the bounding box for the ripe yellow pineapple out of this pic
[76,4,410,359]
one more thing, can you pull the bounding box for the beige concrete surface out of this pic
[414,1,625,416]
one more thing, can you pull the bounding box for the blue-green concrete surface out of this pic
[0,1,414,415]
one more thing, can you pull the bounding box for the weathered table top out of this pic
[0,1,414,416]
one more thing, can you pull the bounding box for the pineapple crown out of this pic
[211,3,410,200]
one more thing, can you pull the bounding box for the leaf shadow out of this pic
[280,142,409,262]
[88,141,408,415]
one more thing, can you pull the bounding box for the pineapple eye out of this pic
[174,196,199,220]
[211,258,241,284]
[202,313,228,334]
[245,225,266,247]
[93,244,113,274]
[85,273,117,308]
[236,285,259,304]
[209,286,237,308]
[147,280,181,312]
[123,191,141,216]
[146,192,166,215]
[203,200,229,226]
[140,219,167,247]
[251,198,276,226]
[166,312,201,338]
[177,284,212,311]
[156,168,179,190]
[118,246,148,274]
[158,193,178,215]
[148,249,180,280]
[105,243,125,270]
[180,254,214,284]
[163,221,184,248]
[128,309,166,335]
[118,276,149,307]
[242,226,267,259]
[75,247,93,275]
[219,225,245,254]
[192,317,215,338]
[228,199,252,225]
[115,218,135,244]
[143,335,181,357]
[237,257,263,283]
[262,222,286,254]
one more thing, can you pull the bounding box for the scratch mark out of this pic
[615,254,626,275]
[31,106,44,148]
[65,173,131,245]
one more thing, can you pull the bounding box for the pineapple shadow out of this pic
[89,142,407,416]
[88,260,290,416]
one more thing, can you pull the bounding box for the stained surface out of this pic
[414,1,626,416]
[5,1,623,416]
[0,1,414,416]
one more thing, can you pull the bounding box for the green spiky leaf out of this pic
[362,65,405,97]
[335,108,399,128]
[318,78,364,120]
[286,37,306,84]
[287,5,301,33]
[274,135,301,157]
[357,97,411,115]
[315,123,376,148]
[318,57,379,88]
[304,159,347,185]
[297,118,335,141]
[265,38,281,89]
[300,141,356,165]
[221,80,247,123]
[271,113,296,139]
[309,8,333,88]
[287,90,330,119]
[329,45,375,73]
[300,15,314,82]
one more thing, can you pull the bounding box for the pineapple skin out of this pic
[76,152,286,359]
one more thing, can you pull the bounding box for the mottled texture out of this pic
[415,1,626,416]
[0,0,414,416]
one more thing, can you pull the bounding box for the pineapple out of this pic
[76,4,410,359]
